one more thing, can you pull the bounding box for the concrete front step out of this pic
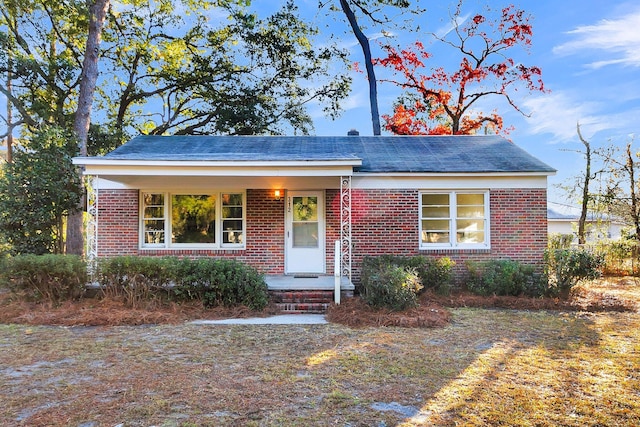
[270,290,335,314]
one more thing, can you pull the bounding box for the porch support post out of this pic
[85,175,99,282]
[340,176,352,282]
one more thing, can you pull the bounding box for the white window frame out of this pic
[140,191,246,249]
[419,190,490,250]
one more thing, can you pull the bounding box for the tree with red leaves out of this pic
[376,1,546,135]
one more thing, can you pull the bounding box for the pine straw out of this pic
[0,292,275,327]
[327,296,451,328]
[429,284,638,313]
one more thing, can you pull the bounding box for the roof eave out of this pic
[353,171,557,177]
[72,157,362,178]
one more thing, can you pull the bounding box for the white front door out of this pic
[285,191,325,274]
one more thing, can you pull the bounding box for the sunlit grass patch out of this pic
[400,311,640,426]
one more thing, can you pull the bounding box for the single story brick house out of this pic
[73,134,555,296]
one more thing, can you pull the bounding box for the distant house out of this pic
[547,201,627,243]
[73,134,555,295]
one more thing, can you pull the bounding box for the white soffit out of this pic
[74,159,359,177]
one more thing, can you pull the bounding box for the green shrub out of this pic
[0,254,87,302]
[361,255,454,295]
[465,259,544,297]
[545,248,604,298]
[360,262,423,311]
[97,256,269,310]
[173,258,268,310]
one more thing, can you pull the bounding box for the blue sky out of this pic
[287,0,640,203]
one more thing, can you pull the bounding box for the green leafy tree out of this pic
[102,1,350,138]
[0,127,82,254]
[67,0,110,256]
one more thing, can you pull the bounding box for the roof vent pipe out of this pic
[347,129,359,136]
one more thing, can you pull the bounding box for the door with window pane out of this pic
[286,191,325,274]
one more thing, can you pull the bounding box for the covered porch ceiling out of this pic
[73,158,362,189]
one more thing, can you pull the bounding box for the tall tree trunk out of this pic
[5,13,15,164]
[576,123,591,245]
[66,0,110,255]
[625,142,640,241]
[6,71,13,164]
[339,0,381,135]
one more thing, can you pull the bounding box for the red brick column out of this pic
[97,189,139,256]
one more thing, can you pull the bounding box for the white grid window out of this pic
[141,191,245,249]
[420,191,490,249]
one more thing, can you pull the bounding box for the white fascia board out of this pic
[352,173,551,189]
[74,159,359,177]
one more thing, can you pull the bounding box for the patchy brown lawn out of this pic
[0,277,639,426]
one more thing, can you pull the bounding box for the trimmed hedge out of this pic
[97,256,269,310]
[0,254,87,303]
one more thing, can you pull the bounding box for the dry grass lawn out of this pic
[0,277,639,426]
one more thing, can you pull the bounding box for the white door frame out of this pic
[285,190,326,274]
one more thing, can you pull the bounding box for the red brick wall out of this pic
[345,188,548,283]
[97,187,548,281]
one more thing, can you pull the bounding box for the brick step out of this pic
[269,290,335,314]
[270,290,335,304]
[273,302,331,314]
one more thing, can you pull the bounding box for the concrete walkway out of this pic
[190,314,328,325]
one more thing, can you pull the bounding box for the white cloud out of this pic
[521,91,612,142]
[521,90,640,144]
[553,8,640,69]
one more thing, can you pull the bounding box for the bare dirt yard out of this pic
[1,277,639,426]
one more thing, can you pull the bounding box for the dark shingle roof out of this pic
[103,135,555,174]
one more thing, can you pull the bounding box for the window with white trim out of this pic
[141,192,245,248]
[420,191,489,249]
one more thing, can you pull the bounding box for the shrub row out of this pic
[466,259,544,297]
[1,249,605,310]
[0,255,269,309]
